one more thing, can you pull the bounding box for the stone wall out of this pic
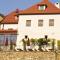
[0,51,59,60]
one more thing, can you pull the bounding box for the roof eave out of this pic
[17,13,60,15]
[0,22,18,24]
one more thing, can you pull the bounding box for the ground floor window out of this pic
[0,34,17,45]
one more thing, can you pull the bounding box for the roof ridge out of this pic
[19,0,60,14]
[43,0,49,2]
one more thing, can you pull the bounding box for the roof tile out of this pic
[19,0,60,14]
[1,9,20,24]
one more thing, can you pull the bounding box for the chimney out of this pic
[15,9,19,20]
[16,9,19,13]
[55,2,60,8]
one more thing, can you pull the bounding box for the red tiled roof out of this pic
[19,0,60,14]
[1,0,60,24]
[1,9,20,24]
[0,29,17,34]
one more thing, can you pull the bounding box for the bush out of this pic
[38,38,43,45]
[57,40,60,50]
[37,38,44,50]
[47,38,51,42]
[31,38,36,45]
[57,40,60,46]
[51,39,55,50]
[10,40,13,50]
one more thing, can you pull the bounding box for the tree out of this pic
[5,38,8,46]
[5,38,8,51]
[52,39,55,51]
[10,40,13,50]
[22,39,26,51]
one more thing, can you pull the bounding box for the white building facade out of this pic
[18,15,60,40]
[16,0,60,50]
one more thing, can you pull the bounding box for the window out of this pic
[26,20,31,26]
[49,19,54,26]
[38,5,47,11]
[10,35,17,41]
[38,6,44,10]
[38,20,43,26]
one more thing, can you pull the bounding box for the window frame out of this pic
[38,5,44,10]
[38,19,43,27]
[26,20,31,27]
[49,19,54,26]
[38,4,47,11]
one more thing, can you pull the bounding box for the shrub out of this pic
[47,38,51,42]
[38,38,43,45]
[37,38,44,50]
[51,39,55,50]
[31,38,36,45]
[57,40,60,50]
[57,40,60,46]
[10,40,13,50]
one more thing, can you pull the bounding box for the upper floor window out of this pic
[38,20,43,27]
[49,19,54,26]
[26,20,31,27]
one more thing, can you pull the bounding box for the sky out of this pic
[0,0,59,15]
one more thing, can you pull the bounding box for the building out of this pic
[0,13,4,29]
[0,14,4,22]
[0,9,19,50]
[16,0,60,50]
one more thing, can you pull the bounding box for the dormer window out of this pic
[38,4,47,11]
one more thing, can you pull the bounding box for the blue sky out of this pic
[0,0,59,15]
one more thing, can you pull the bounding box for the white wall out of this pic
[3,24,18,30]
[0,24,3,29]
[16,14,60,48]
